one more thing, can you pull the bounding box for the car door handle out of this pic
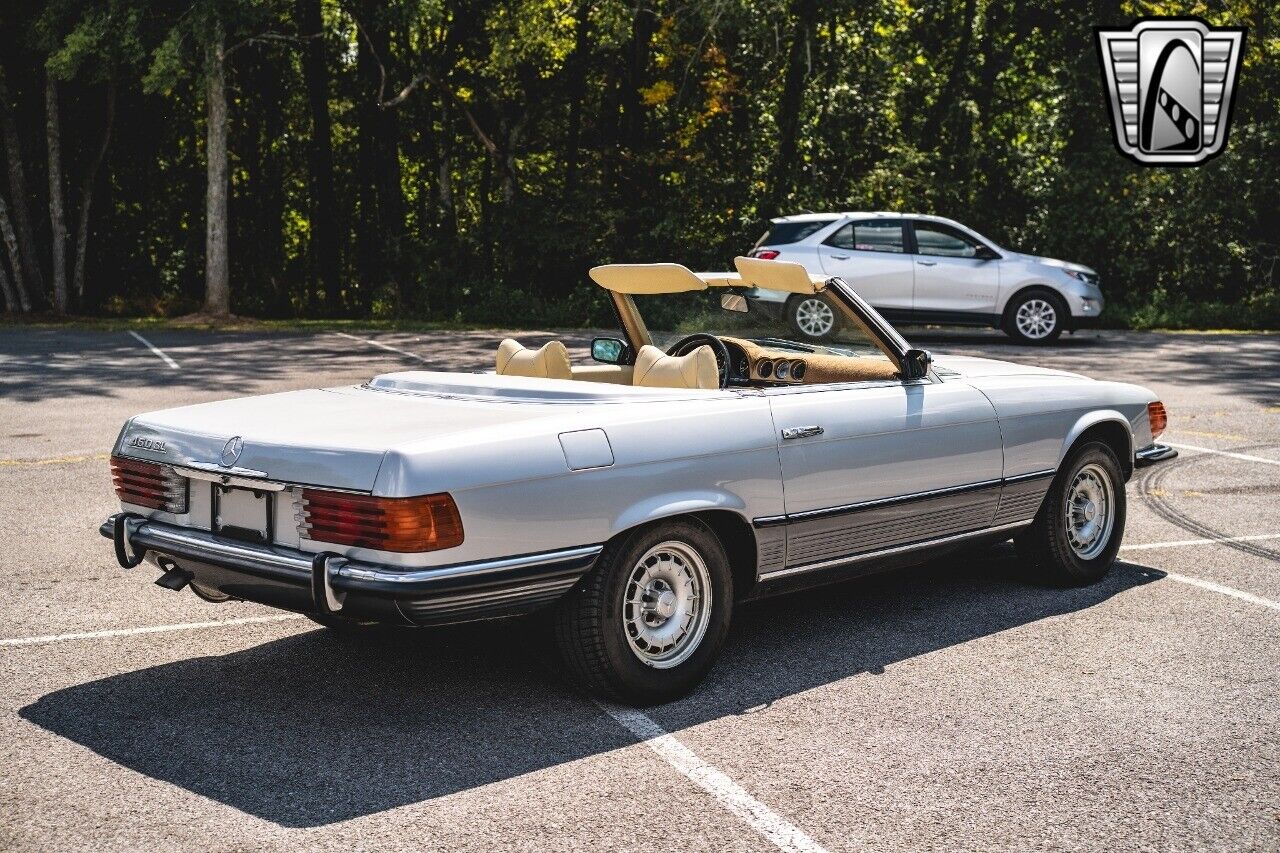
[781,426,824,440]
[829,254,849,260]
[917,260,937,266]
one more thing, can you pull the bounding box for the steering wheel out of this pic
[666,333,730,389]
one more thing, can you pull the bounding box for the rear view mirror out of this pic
[720,293,749,313]
[591,337,630,364]
[902,348,933,380]
[974,245,1000,261]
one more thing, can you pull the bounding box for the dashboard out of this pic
[721,337,900,387]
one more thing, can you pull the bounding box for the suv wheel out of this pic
[787,294,840,340]
[554,519,733,705]
[1004,289,1066,344]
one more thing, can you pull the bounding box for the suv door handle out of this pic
[917,260,937,266]
[781,425,824,440]
[829,254,849,260]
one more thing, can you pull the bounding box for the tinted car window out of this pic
[826,220,905,253]
[913,222,981,258]
[753,219,837,247]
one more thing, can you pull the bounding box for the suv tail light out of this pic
[300,489,464,553]
[1148,401,1167,439]
[750,248,780,260]
[111,455,188,513]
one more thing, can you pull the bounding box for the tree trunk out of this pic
[353,5,404,310]
[0,70,44,301]
[0,190,30,311]
[563,1,591,193]
[46,74,69,313]
[204,23,231,316]
[73,84,116,302]
[762,0,819,219]
[296,0,342,311]
[922,0,978,149]
[354,12,382,311]
[0,250,16,312]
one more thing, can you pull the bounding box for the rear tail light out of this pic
[1148,401,1167,439]
[111,455,188,513]
[751,249,780,260]
[300,489,464,553]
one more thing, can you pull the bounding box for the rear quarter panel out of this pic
[356,395,784,567]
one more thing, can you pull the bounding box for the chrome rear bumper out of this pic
[101,514,601,626]
[1134,442,1178,468]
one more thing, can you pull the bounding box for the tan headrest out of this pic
[495,339,573,380]
[632,345,718,390]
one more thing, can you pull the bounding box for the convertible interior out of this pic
[493,257,904,391]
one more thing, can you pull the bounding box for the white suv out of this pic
[748,212,1103,343]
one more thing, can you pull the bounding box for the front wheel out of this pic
[787,294,840,341]
[554,519,733,704]
[1003,290,1066,344]
[1016,440,1126,585]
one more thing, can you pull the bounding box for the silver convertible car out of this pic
[102,258,1175,704]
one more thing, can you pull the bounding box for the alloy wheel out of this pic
[795,298,835,337]
[1064,462,1116,560]
[622,541,713,669]
[1015,298,1058,340]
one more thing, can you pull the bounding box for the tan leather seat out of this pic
[632,344,718,390]
[495,339,573,380]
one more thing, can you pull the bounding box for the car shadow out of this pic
[21,548,1162,827]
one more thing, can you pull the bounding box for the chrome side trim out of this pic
[783,478,1003,524]
[751,469,1058,529]
[759,520,1031,581]
[1002,468,1056,485]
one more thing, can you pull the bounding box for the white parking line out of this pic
[333,331,427,363]
[1166,441,1280,467]
[128,330,180,369]
[1162,572,1280,612]
[0,613,305,648]
[600,703,829,853]
[1121,533,1280,551]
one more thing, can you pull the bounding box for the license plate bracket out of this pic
[212,485,274,544]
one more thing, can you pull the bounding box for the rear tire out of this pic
[554,519,733,705]
[1003,289,1066,344]
[1015,441,1126,585]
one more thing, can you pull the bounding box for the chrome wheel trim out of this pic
[795,298,835,337]
[1015,298,1057,339]
[1065,462,1116,560]
[622,540,713,669]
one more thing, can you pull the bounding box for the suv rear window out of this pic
[753,219,837,248]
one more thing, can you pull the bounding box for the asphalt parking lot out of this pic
[1,324,1277,851]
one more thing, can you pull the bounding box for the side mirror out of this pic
[974,245,1000,261]
[720,293,750,313]
[591,337,630,364]
[902,348,933,380]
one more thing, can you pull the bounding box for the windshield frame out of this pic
[607,276,915,381]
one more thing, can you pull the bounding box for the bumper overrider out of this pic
[1134,442,1178,468]
[102,513,602,626]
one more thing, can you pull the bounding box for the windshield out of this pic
[632,289,890,358]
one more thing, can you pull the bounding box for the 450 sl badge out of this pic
[125,435,167,453]
[1095,17,1246,166]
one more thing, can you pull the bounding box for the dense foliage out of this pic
[0,0,1276,327]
